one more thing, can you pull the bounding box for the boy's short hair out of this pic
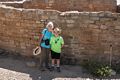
[54,27,61,34]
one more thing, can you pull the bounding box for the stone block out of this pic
[66,20,75,24]
[115,26,120,30]
[84,20,95,24]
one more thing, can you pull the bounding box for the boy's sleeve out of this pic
[61,37,64,45]
[50,37,53,44]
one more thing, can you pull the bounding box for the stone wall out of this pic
[1,3,23,8]
[117,5,120,13]
[0,0,24,8]
[0,0,21,1]
[23,0,117,12]
[0,5,120,64]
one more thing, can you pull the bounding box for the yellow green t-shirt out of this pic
[50,36,64,53]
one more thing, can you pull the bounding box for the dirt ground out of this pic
[0,54,119,80]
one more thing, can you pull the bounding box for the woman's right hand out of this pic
[37,46,41,48]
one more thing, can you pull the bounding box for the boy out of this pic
[50,27,64,72]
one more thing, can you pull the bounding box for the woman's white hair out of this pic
[46,22,54,29]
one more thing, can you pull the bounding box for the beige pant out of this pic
[39,48,50,68]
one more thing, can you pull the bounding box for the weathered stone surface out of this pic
[0,0,21,1]
[115,26,120,29]
[26,61,36,67]
[117,5,120,13]
[0,0,116,12]
[22,0,117,12]
[0,6,119,64]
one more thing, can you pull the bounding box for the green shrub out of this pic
[96,66,112,77]
[81,60,112,77]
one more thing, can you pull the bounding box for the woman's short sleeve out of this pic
[42,29,47,35]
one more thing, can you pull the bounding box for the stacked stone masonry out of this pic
[0,0,117,12]
[0,0,21,1]
[23,0,117,12]
[0,6,120,64]
[117,5,120,13]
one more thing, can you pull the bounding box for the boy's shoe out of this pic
[56,67,61,72]
[49,66,54,71]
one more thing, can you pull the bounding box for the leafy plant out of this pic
[81,60,112,77]
[96,66,112,77]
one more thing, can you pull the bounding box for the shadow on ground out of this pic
[0,52,119,80]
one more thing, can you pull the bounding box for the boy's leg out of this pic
[56,59,61,72]
[56,59,60,67]
[50,50,55,71]
[56,53,61,72]
[52,59,55,66]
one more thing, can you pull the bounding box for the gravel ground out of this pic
[0,54,91,80]
[0,55,119,80]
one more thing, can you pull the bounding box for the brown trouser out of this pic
[39,48,50,68]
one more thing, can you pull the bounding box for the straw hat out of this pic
[33,46,41,56]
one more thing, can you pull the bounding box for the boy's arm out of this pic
[61,37,64,48]
[61,44,64,48]
[50,37,53,45]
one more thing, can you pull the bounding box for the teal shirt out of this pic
[40,28,52,48]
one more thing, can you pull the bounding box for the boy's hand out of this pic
[63,45,69,47]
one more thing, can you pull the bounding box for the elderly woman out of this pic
[39,22,54,71]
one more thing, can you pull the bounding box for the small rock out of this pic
[86,78,90,80]
[111,70,116,76]
[26,61,36,67]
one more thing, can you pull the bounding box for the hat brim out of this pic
[33,47,41,56]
